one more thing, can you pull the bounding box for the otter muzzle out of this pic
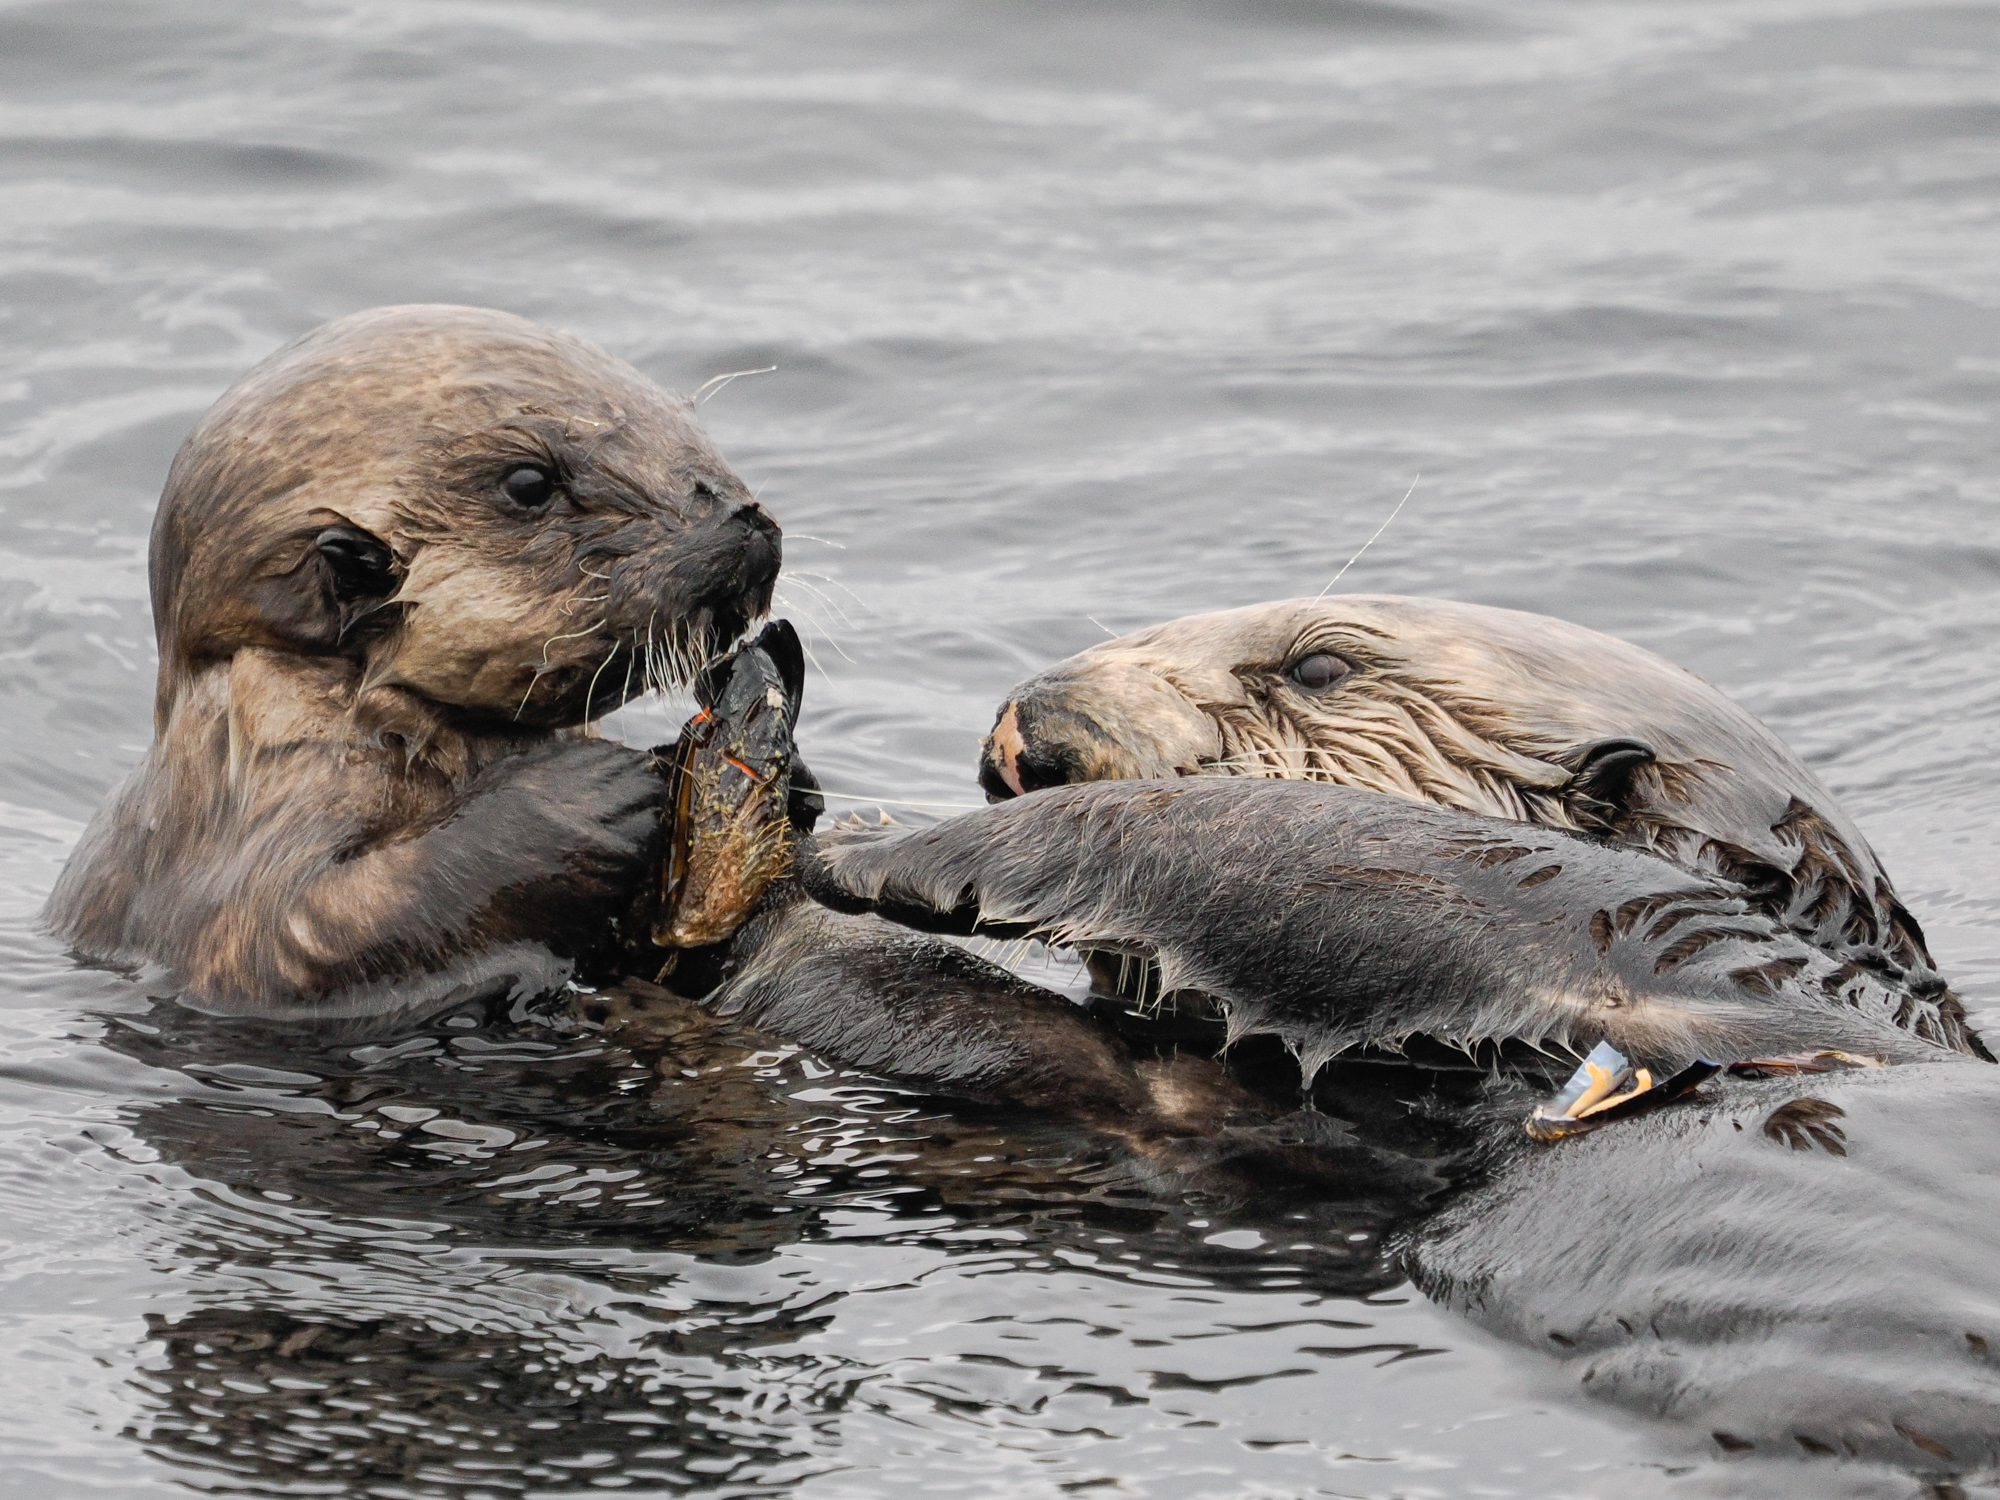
[978,658,1222,800]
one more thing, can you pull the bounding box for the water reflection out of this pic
[105,990,1463,1494]
[137,1305,822,1496]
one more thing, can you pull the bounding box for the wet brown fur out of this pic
[45,305,778,1020]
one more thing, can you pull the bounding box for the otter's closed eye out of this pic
[498,463,557,510]
[1287,652,1351,692]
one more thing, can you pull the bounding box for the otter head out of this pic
[977,595,1874,878]
[149,304,779,731]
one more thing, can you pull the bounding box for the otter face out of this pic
[150,304,779,729]
[981,597,1595,817]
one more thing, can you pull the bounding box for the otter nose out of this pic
[677,497,780,618]
[978,695,1103,801]
[977,656,1226,798]
[728,499,781,600]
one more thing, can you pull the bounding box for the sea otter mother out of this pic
[45,305,779,1022]
[772,598,2000,1476]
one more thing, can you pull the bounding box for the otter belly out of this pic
[1410,1061,2000,1471]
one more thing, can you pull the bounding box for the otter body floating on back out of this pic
[760,596,1998,1474]
[716,593,1980,1108]
[972,595,1976,1056]
[46,305,779,1021]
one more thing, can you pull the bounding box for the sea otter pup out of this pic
[45,305,779,1022]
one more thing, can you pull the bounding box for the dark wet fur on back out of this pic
[1406,1063,2000,1474]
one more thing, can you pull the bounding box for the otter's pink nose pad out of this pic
[984,703,1029,798]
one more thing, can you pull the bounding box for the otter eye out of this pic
[1287,652,1351,692]
[498,463,556,510]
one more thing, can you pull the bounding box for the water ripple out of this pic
[0,0,1995,1494]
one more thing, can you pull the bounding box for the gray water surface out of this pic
[2,1,1998,1495]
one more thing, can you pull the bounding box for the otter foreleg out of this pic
[711,893,1286,1146]
[51,666,667,1024]
[217,737,665,1020]
[798,778,1962,1082]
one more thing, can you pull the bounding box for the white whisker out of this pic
[777,575,856,628]
[583,639,621,727]
[692,365,777,405]
[603,647,639,738]
[770,588,855,666]
[784,568,870,614]
[816,790,983,811]
[1317,473,1420,600]
[540,618,605,663]
[514,672,542,722]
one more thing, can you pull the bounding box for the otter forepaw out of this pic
[473,737,667,878]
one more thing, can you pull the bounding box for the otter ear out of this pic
[230,519,400,658]
[314,524,399,603]
[1562,738,1657,819]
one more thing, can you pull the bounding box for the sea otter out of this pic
[44,304,779,1022]
[700,596,1976,1099]
[970,595,1976,1056]
[761,597,1998,1473]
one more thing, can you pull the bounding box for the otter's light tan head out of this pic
[149,304,779,731]
[978,595,1866,874]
